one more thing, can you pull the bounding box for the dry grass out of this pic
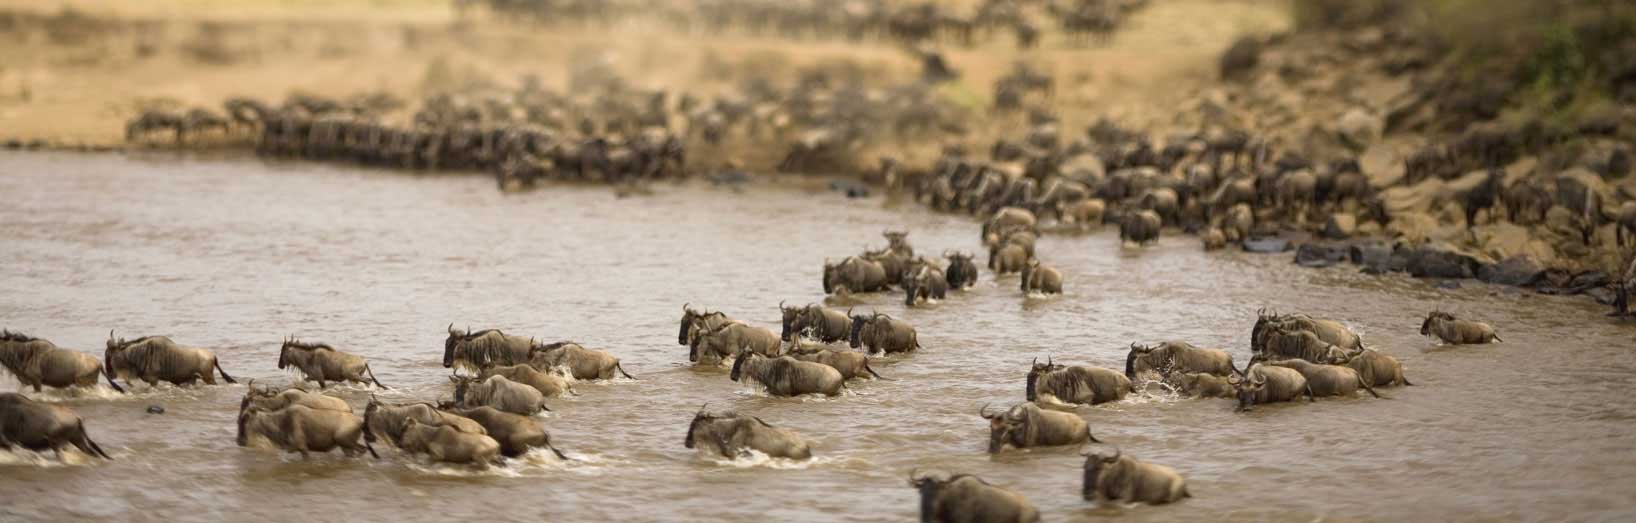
[0,0,1288,151]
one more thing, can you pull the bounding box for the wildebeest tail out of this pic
[615,363,636,380]
[76,421,112,459]
[1359,378,1382,399]
[364,363,389,389]
[863,360,887,380]
[214,358,238,384]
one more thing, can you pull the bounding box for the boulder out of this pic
[1336,108,1384,150]
[1478,255,1546,287]
[1243,237,1292,253]
[1360,144,1405,187]
[1324,213,1357,239]
[1295,243,1349,268]
[1404,244,1479,279]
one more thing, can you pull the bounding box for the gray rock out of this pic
[1243,238,1291,253]
[1295,243,1349,268]
[1405,244,1477,279]
[1478,256,1545,287]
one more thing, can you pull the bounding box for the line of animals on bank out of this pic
[124,63,969,192]
[888,112,1636,258]
[1,235,1504,523]
[463,0,1148,50]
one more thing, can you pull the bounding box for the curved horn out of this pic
[779,300,786,310]
[979,403,995,419]
[108,329,115,341]
[1104,446,1121,463]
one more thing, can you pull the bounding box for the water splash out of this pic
[701,449,830,470]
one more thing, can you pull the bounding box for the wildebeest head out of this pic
[1025,357,1062,402]
[728,349,758,382]
[1229,366,1266,412]
[683,403,713,449]
[822,259,837,294]
[848,308,867,348]
[908,469,956,517]
[442,324,467,368]
[1081,446,1123,498]
[688,322,727,363]
[678,303,699,346]
[235,406,258,447]
[883,230,910,254]
[1420,311,1454,336]
[981,403,1029,454]
[449,375,475,403]
[779,301,803,342]
[362,394,383,443]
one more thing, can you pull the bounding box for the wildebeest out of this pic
[1222,203,1253,243]
[1256,326,1353,364]
[884,230,914,257]
[1201,227,1227,250]
[784,346,884,380]
[691,322,782,364]
[362,396,486,449]
[780,303,852,344]
[277,336,387,389]
[904,265,950,306]
[398,418,501,465]
[943,251,979,290]
[1081,447,1191,505]
[237,404,374,459]
[1124,341,1237,379]
[849,312,921,355]
[1330,349,1413,387]
[1019,259,1062,295]
[824,256,890,294]
[730,351,845,396]
[1120,209,1162,245]
[1026,358,1130,405]
[909,470,1040,523]
[684,405,811,460]
[678,303,735,346]
[1251,310,1364,352]
[443,325,533,371]
[982,207,1038,246]
[526,341,634,380]
[1229,364,1314,411]
[104,332,237,388]
[440,406,568,459]
[240,382,353,413]
[988,243,1028,275]
[0,393,113,460]
[1163,372,1235,398]
[450,375,549,416]
[1261,358,1381,398]
[982,402,1098,453]
[479,364,573,398]
[1420,311,1501,344]
[0,329,124,393]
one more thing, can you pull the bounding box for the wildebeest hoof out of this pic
[146,405,165,414]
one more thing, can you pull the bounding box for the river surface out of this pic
[1,151,1633,522]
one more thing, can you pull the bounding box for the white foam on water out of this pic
[0,448,87,467]
[703,449,830,470]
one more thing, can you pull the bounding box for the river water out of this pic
[1,151,1632,522]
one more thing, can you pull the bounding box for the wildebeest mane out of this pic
[0,329,41,343]
[282,339,336,352]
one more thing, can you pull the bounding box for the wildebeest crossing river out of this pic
[1,151,1634,522]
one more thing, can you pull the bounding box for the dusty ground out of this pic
[0,0,1286,149]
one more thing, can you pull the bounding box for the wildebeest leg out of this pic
[1305,384,1316,402]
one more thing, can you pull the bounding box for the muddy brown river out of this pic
[2,151,1633,522]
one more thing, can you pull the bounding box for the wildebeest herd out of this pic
[1,209,1507,520]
